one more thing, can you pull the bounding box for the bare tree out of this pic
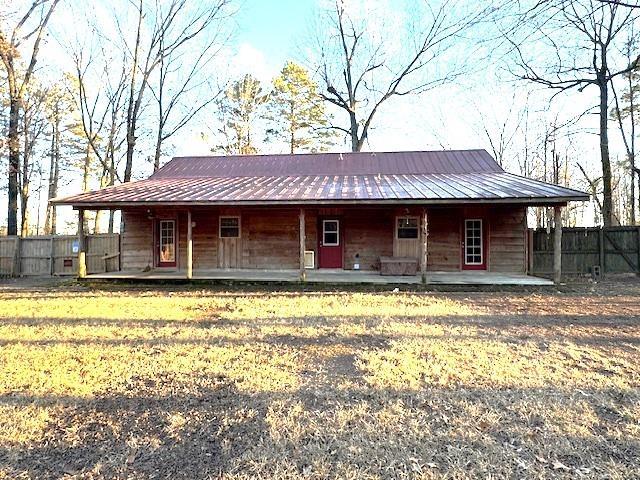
[70,41,128,233]
[150,27,226,171]
[19,83,48,235]
[118,0,232,182]
[0,0,60,235]
[506,0,640,226]
[611,29,639,224]
[474,92,528,168]
[312,0,495,152]
[598,1,640,8]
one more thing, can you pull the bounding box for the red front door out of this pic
[156,219,177,267]
[461,218,487,270]
[318,218,342,268]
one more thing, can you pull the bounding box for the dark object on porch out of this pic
[380,256,418,276]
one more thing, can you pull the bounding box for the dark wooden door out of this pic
[462,218,487,270]
[318,218,342,268]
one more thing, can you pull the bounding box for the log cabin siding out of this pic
[121,210,154,270]
[244,208,299,269]
[119,204,529,274]
[343,208,394,270]
[192,210,218,269]
[426,208,462,271]
[304,209,318,268]
[488,206,527,273]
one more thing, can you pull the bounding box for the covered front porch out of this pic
[84,268,553,286]
[73,202,564,285]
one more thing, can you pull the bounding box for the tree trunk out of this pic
[7,97,20,236]
[20,114,31,237]
[83,142,91,192]
[125,124,135,182]
[600,81,614,227]
[153,130,162,172]
[44,126,56,235]
[94,210,102,234]
[45,112,61,235]
[349,111,359,152]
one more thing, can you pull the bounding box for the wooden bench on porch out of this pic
[379,256,418,276]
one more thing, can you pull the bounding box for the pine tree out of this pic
[213,74,269,155]
[265,62,333,153]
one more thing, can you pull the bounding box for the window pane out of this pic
[220,217,240,238]
[221,227,239,238]
[397,228,418,239]
[324,221,338,232]
[221,217,239,228]
[324,232,338,245]
[397,217,418,239]
[397,218,418,229]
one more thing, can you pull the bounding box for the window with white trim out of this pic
[464,219,483,265]
[322,220,339,246]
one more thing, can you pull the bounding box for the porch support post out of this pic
[77,208,87,279]
[420,207,428,284]
[187,210,193,280]
[553,205,562,284]
[299,208,306,281]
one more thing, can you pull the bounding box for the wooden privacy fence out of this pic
[529,226,640,276]
[0,234,120,277]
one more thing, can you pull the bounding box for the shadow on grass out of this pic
[0,380,638,479]
[1,307,639,478]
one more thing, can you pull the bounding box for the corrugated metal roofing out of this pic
[53,150,589,206]
[150,150,504,178]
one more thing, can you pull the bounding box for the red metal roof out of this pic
[150,150,503,178]
[53,150,589,207]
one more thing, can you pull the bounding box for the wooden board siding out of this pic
[343,208,393,270]
[426,207,461,271]
[119,205,528,274]
[488,206,527,273]
[244,208,299,269]
[304,209,318,268]
[192,211,218,269]
[121,210,154,270]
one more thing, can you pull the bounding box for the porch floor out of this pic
[85,269,553,286]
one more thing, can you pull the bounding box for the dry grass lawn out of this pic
[0,280,638,479]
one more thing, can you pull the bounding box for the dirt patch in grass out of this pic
[0,281,638,478]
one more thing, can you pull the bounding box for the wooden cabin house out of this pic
[53,150,588,283]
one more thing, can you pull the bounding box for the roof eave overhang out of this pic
[53,195,590,209]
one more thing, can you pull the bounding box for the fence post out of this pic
[599,227,605,276]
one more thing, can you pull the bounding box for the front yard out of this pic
[0,280,638,479]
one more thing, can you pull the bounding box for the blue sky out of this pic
[234,0,313,66]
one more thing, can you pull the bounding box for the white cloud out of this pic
[229,42,278,82]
